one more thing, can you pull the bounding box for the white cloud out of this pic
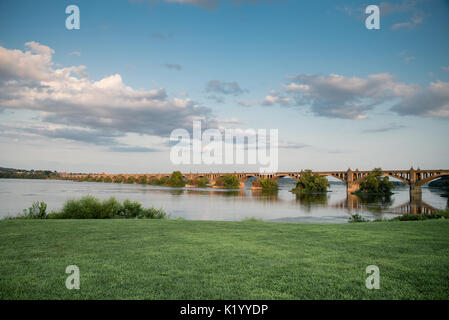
[283,73,418,119]
[0,42,216,146]
[392,81,449,118]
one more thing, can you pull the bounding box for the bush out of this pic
[292,170,329,193]
[392,209,448,221]
[348,214,367,223]
[44,196,167,219]
[20,201,47,219]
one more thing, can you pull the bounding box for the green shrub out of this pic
[392,210,448,221]
[42,196,167,219]
[20,201,47,219]
[348,214,367,223]
[101,197,123,218]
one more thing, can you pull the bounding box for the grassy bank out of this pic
[0,219,448,299]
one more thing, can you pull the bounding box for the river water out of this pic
[0,179,447,223]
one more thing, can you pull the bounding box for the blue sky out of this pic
[0,0,448,173]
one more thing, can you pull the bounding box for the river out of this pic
[0,179,447,222]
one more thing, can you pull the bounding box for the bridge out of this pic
[62,167,449,201]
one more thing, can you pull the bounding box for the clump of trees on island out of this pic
[213,174,241,189]
[291,170,330,193]
[355,168,394,197]
[252,178,279,191]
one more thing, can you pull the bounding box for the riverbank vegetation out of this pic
[349,208,449,223]
[12,197,167,220]
[291,170,329,193]
[0,219,448,299]
[0,167,59,180]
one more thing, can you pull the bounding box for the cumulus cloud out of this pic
[0,42,215,147]
[391,81,449,118]
[442,66,449,73]
[283,73,418,119]
[205,80,247,96]
[69,51,81,56]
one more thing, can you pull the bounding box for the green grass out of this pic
[0,219,448,299]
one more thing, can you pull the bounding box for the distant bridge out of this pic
[62,168,449,201]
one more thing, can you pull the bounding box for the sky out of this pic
[0,0,448,174]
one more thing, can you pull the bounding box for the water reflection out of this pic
[295,193,328,211]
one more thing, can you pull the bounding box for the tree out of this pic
[215,174,240,189]
[253,178,278,191]
[168,171,186,187]
[139,175,148,184]
[292,170,329,193]
[358,168,393,196]
[194,177,209,188]
[126,176,136,184]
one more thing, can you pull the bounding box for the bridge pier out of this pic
[409,183,422,203]
[346,182,359,194]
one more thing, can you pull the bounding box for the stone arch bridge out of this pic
[62,168,448,201]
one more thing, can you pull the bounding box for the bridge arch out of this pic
[416,173,449,186]
[317,173,347,183]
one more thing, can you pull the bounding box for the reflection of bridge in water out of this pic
[332,194,440,215]
[63,167,449,203]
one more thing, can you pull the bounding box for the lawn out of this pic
[0,219,448,299]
